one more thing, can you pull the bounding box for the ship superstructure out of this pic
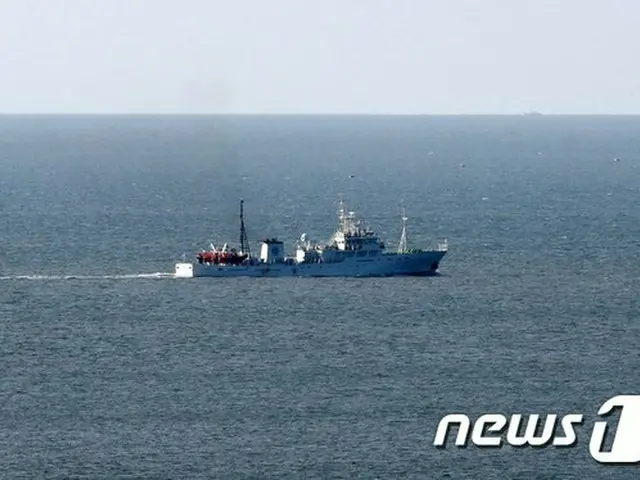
[175,200,447,278]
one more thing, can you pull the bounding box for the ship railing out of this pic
[436,238,448,251]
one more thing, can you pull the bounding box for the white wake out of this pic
[0,272,175,281]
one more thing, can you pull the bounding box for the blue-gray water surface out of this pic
[1,115,639,478]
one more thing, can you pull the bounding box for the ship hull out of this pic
[175,251,446,278]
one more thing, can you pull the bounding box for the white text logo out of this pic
[434,395,640,464]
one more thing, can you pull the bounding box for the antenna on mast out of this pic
[239,199,250,257]
[398,203,408,254]
[338,196,347,233]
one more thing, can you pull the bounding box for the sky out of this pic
[0,0,638,114]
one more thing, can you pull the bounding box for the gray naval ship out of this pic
[174,200,448,278]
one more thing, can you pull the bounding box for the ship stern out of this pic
[175,262,194,278]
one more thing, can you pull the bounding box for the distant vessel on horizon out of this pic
[174,199,448,278]
[522,111,543,116]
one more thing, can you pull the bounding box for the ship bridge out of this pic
[334,231,382,253]
[332,201,385,254]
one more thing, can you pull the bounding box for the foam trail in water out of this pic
[0,272,175,281]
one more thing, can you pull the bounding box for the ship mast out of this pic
[397,206,408,253]
[239,199,250,257]
[338,199,347,233]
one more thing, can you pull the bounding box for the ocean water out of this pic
[0,114,639,478]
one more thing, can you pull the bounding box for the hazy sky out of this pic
[1,0,638,114]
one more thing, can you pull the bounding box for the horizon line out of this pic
[1,112,640,116]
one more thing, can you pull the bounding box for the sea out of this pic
[0,114,639,479]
